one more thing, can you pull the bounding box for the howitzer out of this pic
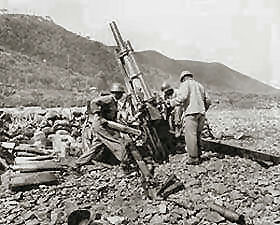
[109,21,167,163]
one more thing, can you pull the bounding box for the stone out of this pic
[25,218,40,225]
[121,206,138,221]
[169,213,181,224]
[273,197,280,205]
[23,211,38,221]
[21,201,33,209]
[258,179,269,186]
[50,209,65,225]
[256,217,276,225]
[45,110,59,120]
[192,166,207,176]
[14,192,23,200]
[229,190,243,200]
[206,211,225,223]
[244,208,257,219]
[189,193,202,202]
[215,183,227,194]
[13,216,24,224]
[195,209,207,220]
[158,203,167,214]
[32,130,46,145]
[107,216,125,225]
[185,216,201,225]
[184,178,200,188]
[266,188,280,197]
[144,205,158,215]
[254,203,265,213]
[247,189,258,199]
[150,214,164,225]
[262,195,274,205]
[55,129,70,135]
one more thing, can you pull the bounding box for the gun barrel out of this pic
[126,40,134,52]
[109,21,126,51]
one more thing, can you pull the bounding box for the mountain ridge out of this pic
[0,14,278,107]
[135,50,278,93]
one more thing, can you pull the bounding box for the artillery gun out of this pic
[109,21,168,163]
[108,21,178,198]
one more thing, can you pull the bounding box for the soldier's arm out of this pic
[88,98,108,125]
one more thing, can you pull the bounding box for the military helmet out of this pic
[161,82,172,93]
[110,82,125,93]
[180,70,193,82]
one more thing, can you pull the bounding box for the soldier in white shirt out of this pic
[169,71,211,165]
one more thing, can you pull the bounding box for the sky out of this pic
[1,0,280,88]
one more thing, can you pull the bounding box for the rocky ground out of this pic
[1,152,280,225]
[207,109,280,156]
[1,108,280,224]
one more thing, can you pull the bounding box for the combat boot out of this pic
[186,157,201,165]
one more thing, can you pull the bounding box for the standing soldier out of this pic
[168,71,211,165]
[74,83,127,169]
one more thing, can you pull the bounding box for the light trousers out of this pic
[183,113,205,158]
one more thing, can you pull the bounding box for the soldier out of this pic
[74,82,128,169]
[168,71,211,165]
[160,82,183,138]
[160,82,175,129]
[161,82,174,101]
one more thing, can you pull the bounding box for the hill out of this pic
[135,50,277,93]
[0,14,278,107]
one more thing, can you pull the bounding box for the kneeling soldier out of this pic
[74,83,128,168]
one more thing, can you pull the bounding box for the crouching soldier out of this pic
[74,83,129,169]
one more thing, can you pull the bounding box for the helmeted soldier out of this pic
[161,82,174,101]
[110,82,125,98]
[159,82,176,129]
[160,82,183,138]
[74,82,128,168]
[168,71,211,165]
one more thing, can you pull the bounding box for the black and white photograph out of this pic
[0,0,280,224]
